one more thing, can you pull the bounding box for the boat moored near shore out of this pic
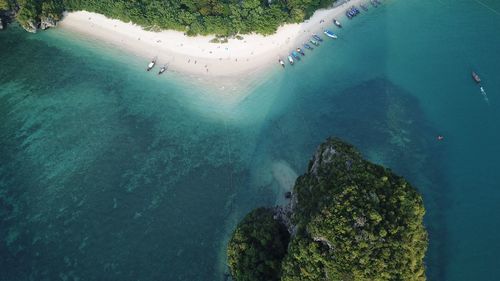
[279,58,286,68]
[310,39,320,46]
[324,30,338,39]
[146,57,157,71]
[158,63,168,75]
[312,34,323,42]
[346,6,361,19]
[333,19,342,28]
[303,43,313,50]
[287,55,294,65]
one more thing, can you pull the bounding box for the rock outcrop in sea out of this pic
[227,137,428,281]
[21,19,38,33]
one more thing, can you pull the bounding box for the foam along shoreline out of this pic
[57,0,365,85]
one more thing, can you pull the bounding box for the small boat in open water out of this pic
[158,64,168,75]
[296,48,305,56]
[312,34,323,42]
[333,19,342,28]
[303,43,313,50]
[324,30,338,39]
[310,39,320,46]
[472,71,481,83]
[288,55,294,65]
[279,58,286,68]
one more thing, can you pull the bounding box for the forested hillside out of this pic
[0,0,10,10]
[1,0,338,34]
[227,138,428,281]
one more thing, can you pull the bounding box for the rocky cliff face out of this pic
[40,16,57,30]
[21,19,38,33]
[16,15,58,33]
[0,6,58,32]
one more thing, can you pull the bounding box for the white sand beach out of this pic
[58,0,364,87]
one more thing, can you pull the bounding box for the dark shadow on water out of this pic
[327,79,449,281]
[258,78,449,281]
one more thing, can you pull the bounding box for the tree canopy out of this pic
[7,0,339,35]
[227,208,290,281]
[227,138,428,281]
[0,0,10,11]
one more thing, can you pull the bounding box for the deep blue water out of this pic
[1,0,500,280]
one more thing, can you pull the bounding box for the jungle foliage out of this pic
[0,0,10,11]
[8,0,338,35]
[227,138,428,281]
[227,208,290,281]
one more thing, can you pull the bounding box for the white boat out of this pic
[287,56,294,65]
[323,30,338,39]
[158,64,168,75]
[146,57,157,71]
[472,71,481,83]
[279,58,286,68]
[333,19,342,28]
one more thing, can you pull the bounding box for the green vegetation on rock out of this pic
[227,208,290,281]
[6,0,339,35]
[0,0,10,10]
[227,138,428,281]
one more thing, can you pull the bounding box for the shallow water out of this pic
[1,0,500,280]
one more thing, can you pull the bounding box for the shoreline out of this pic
[57,0,364,91]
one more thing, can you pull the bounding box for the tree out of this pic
[0,0,10,11]
[227,208,290,281]
[228,138,428,281]
[9,0,338,35]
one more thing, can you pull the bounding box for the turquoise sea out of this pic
[1,0,499,280]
